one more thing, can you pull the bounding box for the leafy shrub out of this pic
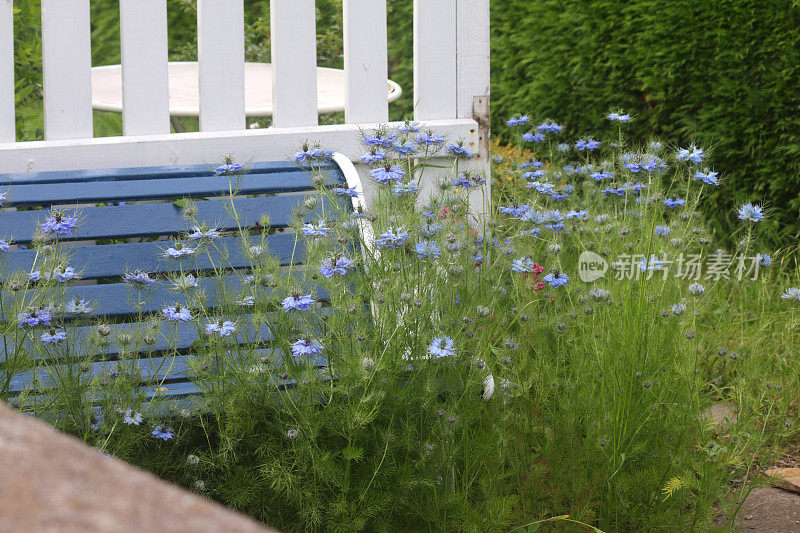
[491,0,800,247]
[2,114,798,530]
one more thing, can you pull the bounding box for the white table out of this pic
[91,61,402,129]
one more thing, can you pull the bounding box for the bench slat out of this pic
[3,194,349,243]
[1,171,342,207]
[6,234,306,280]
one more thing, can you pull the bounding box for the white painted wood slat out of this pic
[120,0,170,136]
[0,119,478,173]
[41,0,93,140]
[413,0,457,121]
[270,0,318,128]
[456,0,490,119]
[0,0,14,143]
[343,0,388,124]
[198,0,245,132]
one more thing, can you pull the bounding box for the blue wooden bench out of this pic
[0,158,362,412]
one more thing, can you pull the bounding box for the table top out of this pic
[91,61,402,117]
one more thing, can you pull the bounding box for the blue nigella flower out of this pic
[420,223,441,238]
[152,425,175,441]
[375,227,410,249]
[607,112,631,122]
[398,121,421,133]
[301,221,330,237]
[0,191,6,206]
[0,239,9,252]
[506,115,528,127]
[188,226,221,240]
[654,225,671,236]
[522,132,546,143]
[164,244,196,259]
[575,139,601,151]
[393,141,418,156]
[65,299,93,314]
[415,133,445,146]
[291,338,324,358]
[214,162,244,175]
[536,121,563,132]
[758,254,772,267]
[282,293,315,311]
[638,255,665,272]
[428,336,455,358]
[662,198,686,208]
[676,145,704,164]
[544,272,570,287]
[511,257,535,273]
[124,270,156,287]
[641,156,667,173]
[41,213,79,235]
[650,141,662,152]
[371,165,406,184]
[360,150,386,165]
[781,288,800,301]
[498,204,531,218]
[123,408,143,425]
[319,256,355,278]
[693,169,719,185]
[17,309,52,328]
[415,240,441,258]
[446,143,474,158]
[205,320,237,337]
[590,171,614,181]
[393,182,420,197]
[737,203,764,222]
[332,186,359,198]
[40,330,67,344]
[162,305,192,322]
[363,132,397,148]
[557,143,570,152]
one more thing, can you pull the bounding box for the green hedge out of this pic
[492,0,800,245]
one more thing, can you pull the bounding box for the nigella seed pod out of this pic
[287,429,299,439]
[144,335,156,345]
[187,454,200,465]
[97,324,112,337]
[448,264,464,276]
[9,280,22,292]
[304,196,318,209]
[312,174,325,186]
[117,333,133,347]
[477,305,491,317]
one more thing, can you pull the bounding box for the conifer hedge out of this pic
[491,1,800,245]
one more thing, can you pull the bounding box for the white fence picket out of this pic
[198,0,245,132]
[41,0,93,140]
[343,0,388,124]
[0,0,13,143]
[120,0,170,135]
[270,0,318,128]
[413,0,457,120]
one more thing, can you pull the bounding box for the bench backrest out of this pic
[1,160,353,405]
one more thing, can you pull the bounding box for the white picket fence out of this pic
[0,0,490,200]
